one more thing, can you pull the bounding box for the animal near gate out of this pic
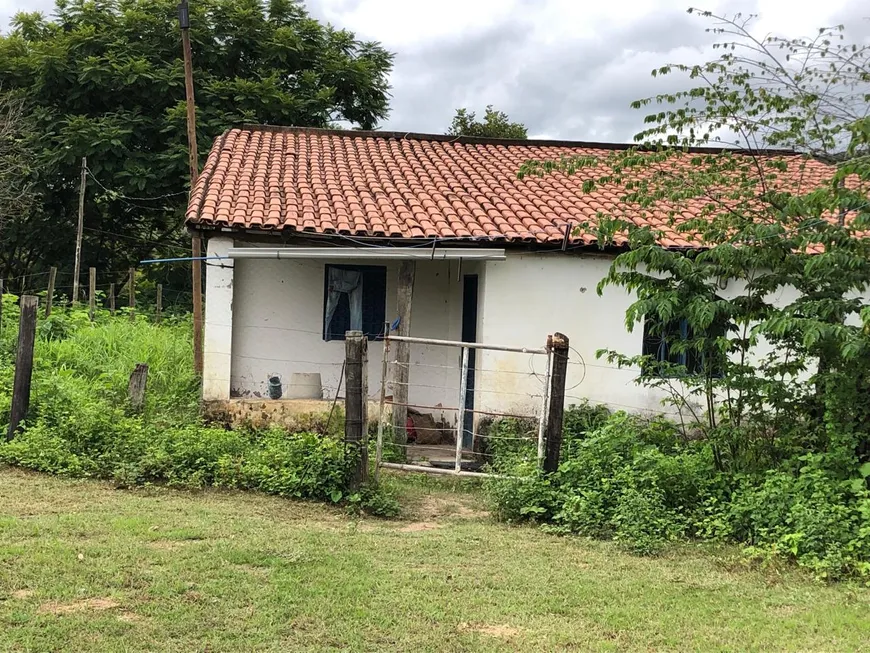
[374,333,568,477]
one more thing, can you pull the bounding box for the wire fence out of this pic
[374,333,555,477]
[0,265,196,328]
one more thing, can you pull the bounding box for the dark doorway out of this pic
[461,274,479,448]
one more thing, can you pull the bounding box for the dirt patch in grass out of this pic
[235,564,272,577]
[11,590,34,600]
[116,611,145,624]
[146,539,196,551]
[399,521,442,533]
[416,495,489,520]
[458,622,523,639]
[38,598,120,615]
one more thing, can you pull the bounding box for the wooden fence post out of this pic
[72,156,86,304]
[345,330,369,491]
[108,283,115,314]
[544,332,569,473]
[127,363,149,412]
[128,268,135,320]
[392,260,415,444]
[88,267,96,321]
[7,296,38,441]
[156,284,163,323]
[45,267,57,318]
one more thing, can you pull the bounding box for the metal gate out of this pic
[374,334,554,477]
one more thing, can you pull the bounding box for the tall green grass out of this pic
[0,298,397,515]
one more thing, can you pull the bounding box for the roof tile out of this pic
[187,126,844,248]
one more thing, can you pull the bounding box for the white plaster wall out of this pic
[202,236,234,401]
[476,252,663,414]
[207,244,867,419]
[229,256,463,412]
[474,252,842,416]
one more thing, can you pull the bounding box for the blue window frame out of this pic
[322,264,387,341]
[642,316,724,377]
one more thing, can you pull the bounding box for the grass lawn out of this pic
[1,467,868,652]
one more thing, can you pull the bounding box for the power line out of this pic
[85,167,189,203]
[83,227,190,254]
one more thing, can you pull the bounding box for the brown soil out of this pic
[458,622,524,639]
[399,521,443,533]
[38,598,120,615]
[417,495,489,520]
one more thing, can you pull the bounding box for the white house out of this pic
[187,126,835,435]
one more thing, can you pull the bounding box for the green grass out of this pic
[1,468,869,652]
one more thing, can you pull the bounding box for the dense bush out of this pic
[486,410,870,579]
[0,302,395,515]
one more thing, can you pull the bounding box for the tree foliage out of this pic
[0,91,35,236]
[522,11,870,475]
[0,0,393,292]
[448,105,527,139]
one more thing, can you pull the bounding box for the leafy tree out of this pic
[522,11,870,473]
[0,91,35,238]
[448,105,527,139]
[0,0,393,292]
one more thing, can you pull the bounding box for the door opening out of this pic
[461,275,479,449]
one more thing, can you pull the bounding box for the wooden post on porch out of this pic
[392,260,415,445]
[345,330,369,491]
[544,332,569,473]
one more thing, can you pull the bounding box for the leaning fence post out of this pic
[7,295,38,441]
[45,266,57,318]
[345,330,369,491]
[544,332,569,473]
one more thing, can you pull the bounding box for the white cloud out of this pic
[3,0,867,139]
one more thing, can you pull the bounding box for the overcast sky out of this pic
[2,0,868,141]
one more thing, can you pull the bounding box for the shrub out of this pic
[711,460,870,580]
[347,481,402,518]
[134,425,252,488]
[562,401,611,455]
[0,424,84,476]
[478,417,537,472]
[240,429,348,502]
[611,487,677,555]
[485,470,558,523]
[485,408,870,579]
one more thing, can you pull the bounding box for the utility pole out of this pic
[179,0,204,375]
[73,156,86,304]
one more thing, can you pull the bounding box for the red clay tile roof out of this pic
[185,126,838,248]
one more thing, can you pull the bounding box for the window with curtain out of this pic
[322,264,387,341]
